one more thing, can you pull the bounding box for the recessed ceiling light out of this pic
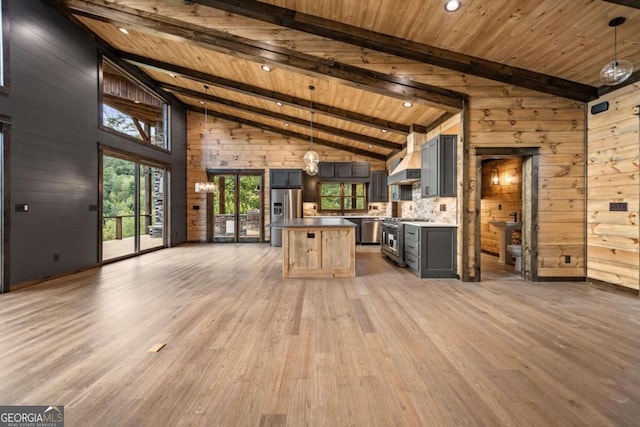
[134,100,140,104]
[168,73,177,78]
[444,0,461,12]
[402,101,413,108]
[381,129,388,133]
[261,65,272,72]
[284,123,289,127]
[368,145,373,148]
[275,101,283,106]
[118,27,129,34]
[199,101,205,105]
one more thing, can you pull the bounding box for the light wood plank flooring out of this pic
[1,244,639,426]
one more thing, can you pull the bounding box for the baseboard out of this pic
[480,249,499,257]
[536,276,586,282]
[587,278,639,296]
[10,264,98,292]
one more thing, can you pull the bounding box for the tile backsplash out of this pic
[398,184,457,223]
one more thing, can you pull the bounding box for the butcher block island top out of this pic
[280,218,357,278]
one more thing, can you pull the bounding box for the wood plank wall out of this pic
[466,88,586,280]
[480,158,523,255]
[187,112,386,242]
[587,84,640,291]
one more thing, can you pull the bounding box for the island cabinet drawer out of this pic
[404,252,420,274]
[404,238,420,257]
[404,225,420,242]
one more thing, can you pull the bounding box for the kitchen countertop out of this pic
[279,218,357,228]
[402,221,457,227]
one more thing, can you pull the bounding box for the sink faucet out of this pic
[510,212,518,223]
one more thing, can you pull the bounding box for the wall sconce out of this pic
[490,162,500,186]
[195,181,217,193]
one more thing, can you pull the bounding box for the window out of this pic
[318,182,367,213]
[0,0,8,91]
[100,58,169,150]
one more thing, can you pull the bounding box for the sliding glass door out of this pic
[101,152,168,261]
[209,171,263,243]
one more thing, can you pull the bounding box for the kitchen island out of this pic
[280,218,356,278]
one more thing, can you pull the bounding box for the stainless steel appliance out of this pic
[381,218,404,266]
[381,218,431,266]
[270,188,302,247]
[361,218,381,244]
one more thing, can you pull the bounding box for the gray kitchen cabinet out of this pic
[318,162,335,178]
[270,169,303,188]
[335,162,353,178]
[391,184,412,201]
[352,162,370,178]
[303,173,318,202]
[403,224,457,278]
[347,218,362,244]
[368,170,388,202]
[421,134,457,198]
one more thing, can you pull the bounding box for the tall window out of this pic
[100,58,169,150]
[318,182,367,213]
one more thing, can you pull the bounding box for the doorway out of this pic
[100,150,169,261]
[207,170,264,243]
[475,148,539,281]
[0,124,5,293]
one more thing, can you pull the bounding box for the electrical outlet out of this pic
[53,253,60,262]
[564,255,571,264]
[440,204,446,211]
[498,204,502,210]
[609,202,628,212]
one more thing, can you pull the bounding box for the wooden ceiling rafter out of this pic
[602,0,640,9]
[188,105,388,161]
[161,82,402,152]
[117,51,413,136]
[190,0,599,102]
[56,0,466,111]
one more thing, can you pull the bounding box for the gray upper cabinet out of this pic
[335,162,353,178]
[318,162,335,178]
[270,169,303,188]
[421,134,457,198]
[391,185,412,201]
[317,162,370,180]
[368,170,388,202]
[303,173,318,202]
[352,162,370,178]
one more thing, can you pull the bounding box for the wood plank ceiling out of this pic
[49,0,640,160]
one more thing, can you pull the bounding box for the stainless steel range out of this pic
[381,218,431,266]
[381,218,404,266]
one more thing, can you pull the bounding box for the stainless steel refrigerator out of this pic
[270,188,303,247]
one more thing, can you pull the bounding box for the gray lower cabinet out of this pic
[403,224,457,278]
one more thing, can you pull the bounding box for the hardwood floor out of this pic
[1,244,638,426]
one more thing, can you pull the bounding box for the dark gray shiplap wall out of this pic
[0,0,187,286]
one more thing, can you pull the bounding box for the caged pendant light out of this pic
[599,17,633,86]
[303,85,319,176]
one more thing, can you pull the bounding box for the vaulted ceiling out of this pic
[48,0,640,160]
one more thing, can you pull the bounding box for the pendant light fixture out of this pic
[303,85,319,176]
[490,161,500,186]
[600,17,633,86]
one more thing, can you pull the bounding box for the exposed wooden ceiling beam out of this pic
[160,82,402,152]
[187,105,387,161]
[118,51,412,135]
[56,0,466,111]
[191,0,599,102]
[602,0,640,9]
